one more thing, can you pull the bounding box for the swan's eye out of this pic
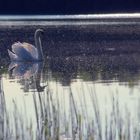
[41,31,44,35]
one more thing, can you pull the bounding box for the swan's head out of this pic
[35,29,44,37]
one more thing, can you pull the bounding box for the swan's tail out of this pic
[8,49,18,61]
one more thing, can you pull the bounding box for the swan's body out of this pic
[8,29,44,62]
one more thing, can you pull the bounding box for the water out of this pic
[1,17,140,139]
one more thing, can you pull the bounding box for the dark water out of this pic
[1,20,140,139]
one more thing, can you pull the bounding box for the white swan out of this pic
[8,29,44,61]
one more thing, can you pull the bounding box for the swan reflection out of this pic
[8,62,46,92]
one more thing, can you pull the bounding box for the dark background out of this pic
[0,0,140,14]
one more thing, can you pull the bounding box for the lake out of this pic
[1,16,140,140]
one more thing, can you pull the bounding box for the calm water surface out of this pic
[1,19,140,140]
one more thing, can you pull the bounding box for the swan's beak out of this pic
[36,28,44,35]
[38,29,44,34]
[41,29,44,35]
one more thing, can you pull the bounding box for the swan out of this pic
[8,29,44,62]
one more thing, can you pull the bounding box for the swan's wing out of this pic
[22,42,38,59]
[8,49,18,61]
[12,42,36,61]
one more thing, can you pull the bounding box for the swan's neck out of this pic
[34,33,44,60]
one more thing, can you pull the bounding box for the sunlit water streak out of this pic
[0,13,140,26]
[1,13,140,20]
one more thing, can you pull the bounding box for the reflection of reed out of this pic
[0,76,15,140]
[31,80,140,140]
[0,76,4,139]
[2,75,140,140]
